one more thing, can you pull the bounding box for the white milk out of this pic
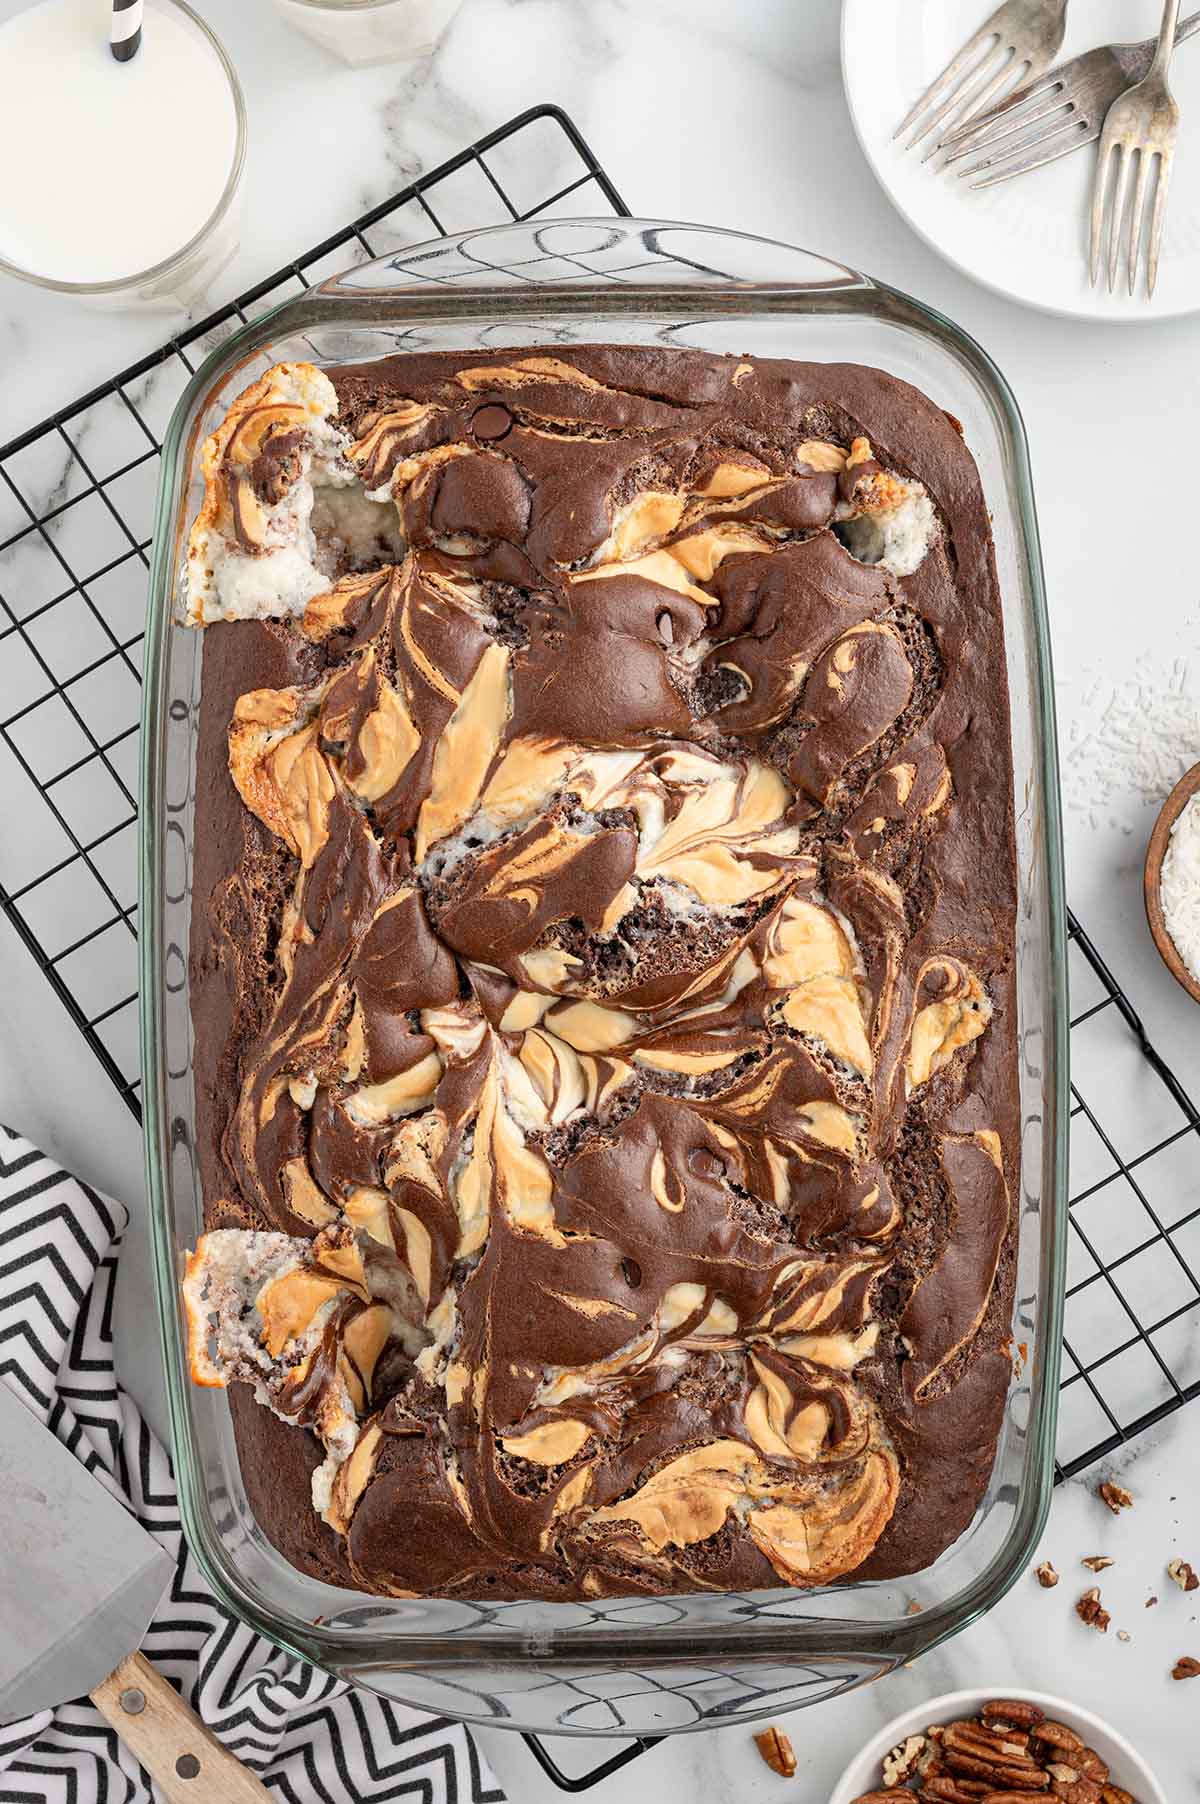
[273,0,464,68]
[0,0,239,287]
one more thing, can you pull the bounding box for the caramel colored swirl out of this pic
[184,348,1013,1603]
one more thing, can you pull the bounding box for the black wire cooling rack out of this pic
[1,102,1198,1797]
[0,103,625,1121]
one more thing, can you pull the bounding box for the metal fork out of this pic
[938,11,1200,188]
[1090,0,1183,296]
[895,0,1070,151]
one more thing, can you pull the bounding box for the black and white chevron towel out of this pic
[0,1126,508,1804]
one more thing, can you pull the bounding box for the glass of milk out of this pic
[0,0,246,309]
[272,0,465,68]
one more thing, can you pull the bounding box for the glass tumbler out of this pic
[272,0,465,66]
[0,0,245,312]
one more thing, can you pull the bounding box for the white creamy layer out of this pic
[837,486,936,578]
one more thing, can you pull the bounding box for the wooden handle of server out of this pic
[90,1651,274,1804]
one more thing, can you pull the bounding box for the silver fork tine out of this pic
[907,41,1006,150]
[1090,144,1116,284]
[1089,0,1183,295]
[945,98,1071,170]
[894,19,997,140]
[967,119,1091,186]
[939,70,1063,152]
[941,82,1065,161]
[1148,147,1175,295]
[1127,150,1154,294]
[956,110,1079,179]
[919,50,1033,160]
[1106,143,1133,292]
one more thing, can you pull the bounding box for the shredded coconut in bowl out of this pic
[1160,789,1200,984]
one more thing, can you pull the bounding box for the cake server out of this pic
[0,1383,271,1802]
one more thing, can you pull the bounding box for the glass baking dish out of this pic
[140,219,1068,1736]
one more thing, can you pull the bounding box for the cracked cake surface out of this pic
[183,344,1018,1600]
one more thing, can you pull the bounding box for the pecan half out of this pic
[1032,1723,1085,1756]
[1049,1781,1102,1804]
[1081,1556,1114,1573]
[1099,1787,1135,1804]
[945,1751,1048,1790]
[1168,1558,1198,1592]
[1172,1655,1200,1680]
[981,1796,1055,1804]
[848,1793,896,1804]
[922,1779,989,1802]
[981,1701,1045,1731]
[753,1724,796,1776]
[945,1722,1031,1760]
[1075,1749,1108,1784]
[1097,1481,1133,1514]
[1076,1588,1111,1632]
[1035,1561,1060,1588]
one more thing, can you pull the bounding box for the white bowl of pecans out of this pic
[828,1689,1167,1804]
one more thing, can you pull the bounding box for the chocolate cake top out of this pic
[183,345,1017,1601]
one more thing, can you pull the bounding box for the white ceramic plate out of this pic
[829,1687,1169,1804]
[842,0,1200,320]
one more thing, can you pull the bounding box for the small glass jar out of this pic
[272,0,465,67]
[0,0,245,312]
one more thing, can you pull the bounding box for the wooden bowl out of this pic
[1144,758,1200,1006]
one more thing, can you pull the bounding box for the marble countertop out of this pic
[1,0,1198,1795]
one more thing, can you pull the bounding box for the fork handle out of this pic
[1151,0,1184,77]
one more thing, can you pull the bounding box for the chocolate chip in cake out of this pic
[469,403,513,441]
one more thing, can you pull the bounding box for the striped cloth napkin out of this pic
[0,1126,507,1804]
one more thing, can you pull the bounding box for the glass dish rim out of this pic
[0,0,247,297]
[140,217,1069,1700]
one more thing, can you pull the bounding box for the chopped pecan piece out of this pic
[883,1733,926,1785]
[1116,1630,1131,1643]
[1097,1481,1133,1514]
[1168,1558,1198,1592]
[1035,1561,1060,1588]
[1076,1588,1111,1632]
[1145,1595,1158,1608]
[1172,1655,1200,1680]
[753,1724,796,1776]
[1081,1556,1114,1573]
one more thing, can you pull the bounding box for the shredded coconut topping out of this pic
[1160,790,1200,984]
